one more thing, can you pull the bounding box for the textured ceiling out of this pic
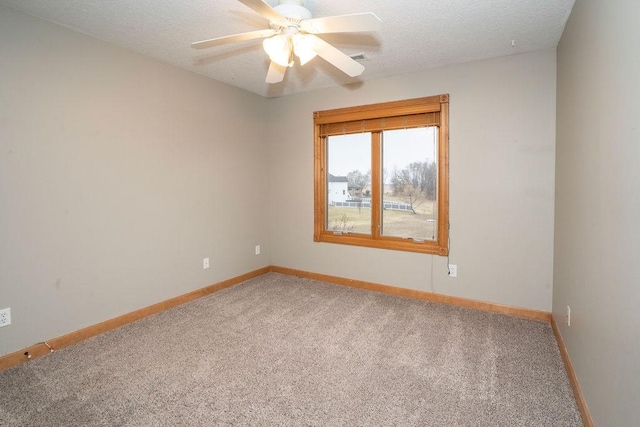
[0,0,575,98]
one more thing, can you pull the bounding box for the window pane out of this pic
[327,133,372,235]
[382,127,438,241]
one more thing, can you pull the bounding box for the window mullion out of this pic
[371,131,382,239]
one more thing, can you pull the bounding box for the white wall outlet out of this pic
[448,264,457,278]
[255,245,261,255]
[567,305,571,326]
[203,258,210,270]
[0,308,11,327]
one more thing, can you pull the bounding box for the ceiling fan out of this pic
[192,0,382,84]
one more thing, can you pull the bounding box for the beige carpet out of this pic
[0,272,582,426]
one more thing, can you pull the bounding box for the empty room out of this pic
[0,0,638,425]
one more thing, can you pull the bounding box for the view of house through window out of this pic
[314,95,449,255]
[327,133,372,235]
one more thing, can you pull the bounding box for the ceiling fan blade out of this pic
[238,0,287,26]
[266,61,287,84]
[309,35,365,77]
[301,12,382,34]
[191,29,277,49]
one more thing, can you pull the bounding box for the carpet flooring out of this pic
[0,272,582,426]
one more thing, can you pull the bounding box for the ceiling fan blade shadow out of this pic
[266,61,287,83]
[238,0,287,26]
[301,12,382,34]
[192,43,264,66]
[191,29,277,49]
[310,35,365,77]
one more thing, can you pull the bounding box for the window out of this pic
[313,95,449,255]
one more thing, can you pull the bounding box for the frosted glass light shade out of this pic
[293,34,317,65]
[263,35,292,67]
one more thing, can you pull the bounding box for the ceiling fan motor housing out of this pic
[274,0,312,22]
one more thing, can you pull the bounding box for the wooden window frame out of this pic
[313,94,449,256]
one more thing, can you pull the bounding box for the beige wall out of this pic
[0,8,270,356]
[554,1,640,425]
[267,49,557,312]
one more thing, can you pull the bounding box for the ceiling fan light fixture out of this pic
[263,34,293,67]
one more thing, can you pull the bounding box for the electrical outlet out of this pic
[0,308,11,327]
[448,264,457,278]
[203,258,210,270]
[567,305,571,327]
[255,245,261,255]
